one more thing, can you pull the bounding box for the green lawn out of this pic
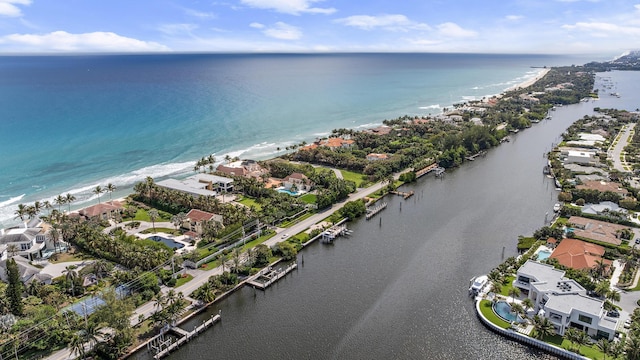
[133,208,172,222]
[299,193,317,204]
[140,227,181,235]
[241,231,276,251]
[339,169,367,187]
[479,300,511,329]
[542,334,606,359]
[281,213,313,228]
[174,274,193,287]
[499,275,516,297]
[237,196,262,211]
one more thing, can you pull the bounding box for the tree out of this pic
[148,209,159,231]
[14,203,28,221]
[565,328,579,351]
[171,212,186,231]
[508,286,521,304]
[592,259,608,280]
[65,193,76,212]
[55,194,66,212]
[5,258,24,315]
[606,288,620,303]
[193,281,216,305]
[70,333,86,359]
[596,338,612,360]
[7,244,19,257]
[522,298,534,316]
[532,315,554,339]
[106,183,117,204]
[93,185,104,204]
[63,265,78,296]
[625,335,640,360]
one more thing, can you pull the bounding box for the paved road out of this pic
[609,123,636,173]
[45,175,393,360]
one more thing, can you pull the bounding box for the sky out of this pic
[0,0,639,54]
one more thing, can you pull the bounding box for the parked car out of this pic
[635,238,640,244]
[608,310,620,318]
[625,319,632,329]
[281,233,289,239]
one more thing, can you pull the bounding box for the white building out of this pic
[565,150,597,165]
[0,227,46,261]
[156,174,234,197]
[513,260,617,340]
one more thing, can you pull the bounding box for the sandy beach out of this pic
[507,67,551,92]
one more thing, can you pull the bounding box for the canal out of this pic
[133,73,639,360]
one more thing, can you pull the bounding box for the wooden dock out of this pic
[149,314,221,359]
[465,150,487,161]
[321,223,352,243]
[390,190,414,199]
[366,202,387,220]
[247,263,298,290]
[415,163,438,178]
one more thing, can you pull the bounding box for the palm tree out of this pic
[43,200,53,215]
[522,298,534,317]
[48,225,61,253]
[171,212,186,231]
[596,338,612,360]
[595,280,610,297]
[532,315,555,340]
[70,333,86,359]
[93,185,104,204]
[93,260,109,279]
[55,194,66,212]
[106,183,116,204]
[63,265,78,296]
[65,193,76,212]
[575,330,590,355]
[510,303,525,319]
[14,203,28,221]
[148,209,159,231]
[83,322,105,351]
[508,286,521,304]
[606,288,621,303]
[7,244,19,257]
[592,259,608,280]
[625,335,640,360]
[195,281,216,304]
[565,327,579,351]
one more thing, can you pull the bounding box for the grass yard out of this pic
[299,193,317,204]
[339,169,367,188]
[479,300,510,329]
[140,227,181,235]
[280,213,313,228]
[237,196,263,211]
[499,275,516,297]
[174,274,193,287]
[241,231,276,251]
[133,208,172,222]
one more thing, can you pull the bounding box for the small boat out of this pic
[553,203,561,212]
[469,275,488,295]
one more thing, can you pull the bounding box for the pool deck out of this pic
[532,244,553,261]
[141,233,195,254]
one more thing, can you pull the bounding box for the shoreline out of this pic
[0,64,554,229]
[506,68,551,92]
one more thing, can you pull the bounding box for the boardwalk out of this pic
[149,314,221,359]
[366,202,387,220]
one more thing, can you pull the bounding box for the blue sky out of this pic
[0,0,638,54]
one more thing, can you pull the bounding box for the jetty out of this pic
[465,150,487,161]
[390,190,414,199]
[366,202,387,220]
[415,163,445,178]
[321,223,352,243]
[247,263,298,290]
[148,314,221,359]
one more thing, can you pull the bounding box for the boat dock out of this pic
[366,202,387,220]
[148,314,221,359]
[390,190,414,199]
[465,150,487,161]
[247,263,298,290]
[321,223,352,243]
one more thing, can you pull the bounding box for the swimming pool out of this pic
[537,250,552,261]
[148,235,185,250]
[493,300,524,323]
[277,188,300,196]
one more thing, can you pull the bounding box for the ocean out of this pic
[0,53,600,227]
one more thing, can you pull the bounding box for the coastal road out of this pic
[609,123,636,172]
[44,174,392,360]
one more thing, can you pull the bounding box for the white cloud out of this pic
[635,4,640,10]
[505,15,523,21]
[249,22,265,29]
[437,22,477,38]
[562,22,640,37]
[334,14,430,32]
[0,0,31,17]
[261,22,302,40]
[157,23,198,35]
[240,0,335,15]
[184,8,216,19]
[0,31,170,52]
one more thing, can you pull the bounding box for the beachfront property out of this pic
[548,238,610,273]
[216,159,267,179]
[78,201,124,221]
[513,260,617,340]
[156,174,234,197]
[282,172,313,192]
[301,136,355,151]
[0,256,52,284]
[0,226,47,261]
[366,153,389,161]
[183,209,224,235]
[567,216,629,246]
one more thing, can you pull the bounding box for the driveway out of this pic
[609,123,636,173]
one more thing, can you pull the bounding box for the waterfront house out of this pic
[184,209,224,235]
[581,201,625,216]
[0,227,46,261]
[216,159,267,179]
[567,216,628,246]
[0,256,52,284]
[78,201,123,221]
[157,174,234,197]
[546,237,558,249]
[549,238,610,273]
[283,173,312,192]
[366,153,389,161]
[513,260,616,340]
[564,150,598,166]
[575,181,628,197]
[301,137,355,151]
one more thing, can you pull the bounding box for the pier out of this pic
[465,150,487,161]
[415,163,438,178]
[321,223,352,243]
[366,202,387,220]
[148,314,221,359]
[390,190,414,199]
[247,263,298,290]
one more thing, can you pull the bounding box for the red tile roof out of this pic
[186,209,216,222]
[549,238,609,271]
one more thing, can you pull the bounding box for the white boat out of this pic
[469,275,488,295]
[553,203,561,212]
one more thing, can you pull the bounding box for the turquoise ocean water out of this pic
[0,53,596,226]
